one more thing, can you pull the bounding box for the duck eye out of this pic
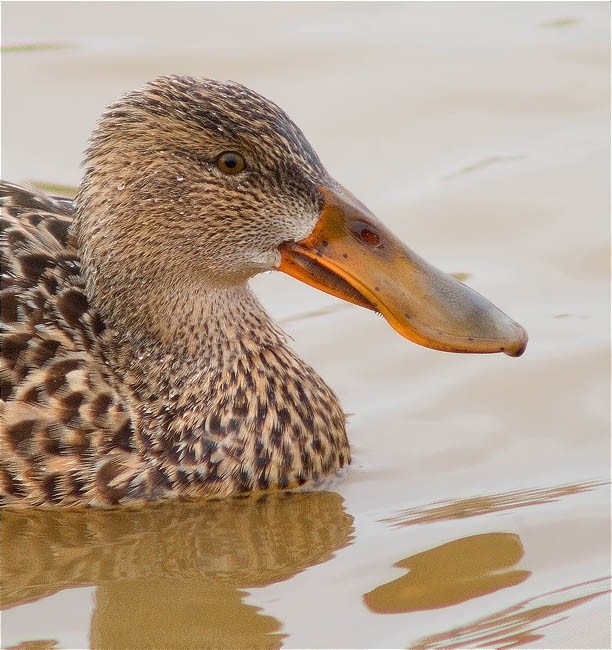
[216,151,246,175]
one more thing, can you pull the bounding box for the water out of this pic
[1,2,610,648]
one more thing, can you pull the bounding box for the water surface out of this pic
[1,2,610,648]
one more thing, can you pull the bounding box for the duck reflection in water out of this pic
[363,532,530,613]
[1,491,353,649]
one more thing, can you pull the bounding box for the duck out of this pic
[0,75,527,508]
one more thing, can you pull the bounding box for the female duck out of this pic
[0,75,527,507]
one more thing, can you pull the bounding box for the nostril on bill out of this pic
[360,228,381,247]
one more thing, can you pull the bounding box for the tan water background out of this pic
[1,2,610,648]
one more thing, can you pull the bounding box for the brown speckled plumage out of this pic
[1,76,349,507]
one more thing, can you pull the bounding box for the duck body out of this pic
[1,76,527,508]
[1,184,347,507]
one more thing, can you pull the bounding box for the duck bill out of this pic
[278,186,527,356]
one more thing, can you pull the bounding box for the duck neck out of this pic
[97,279,349,495]
[99,280,287,397]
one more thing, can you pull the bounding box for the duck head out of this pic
[76,75,526,356]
